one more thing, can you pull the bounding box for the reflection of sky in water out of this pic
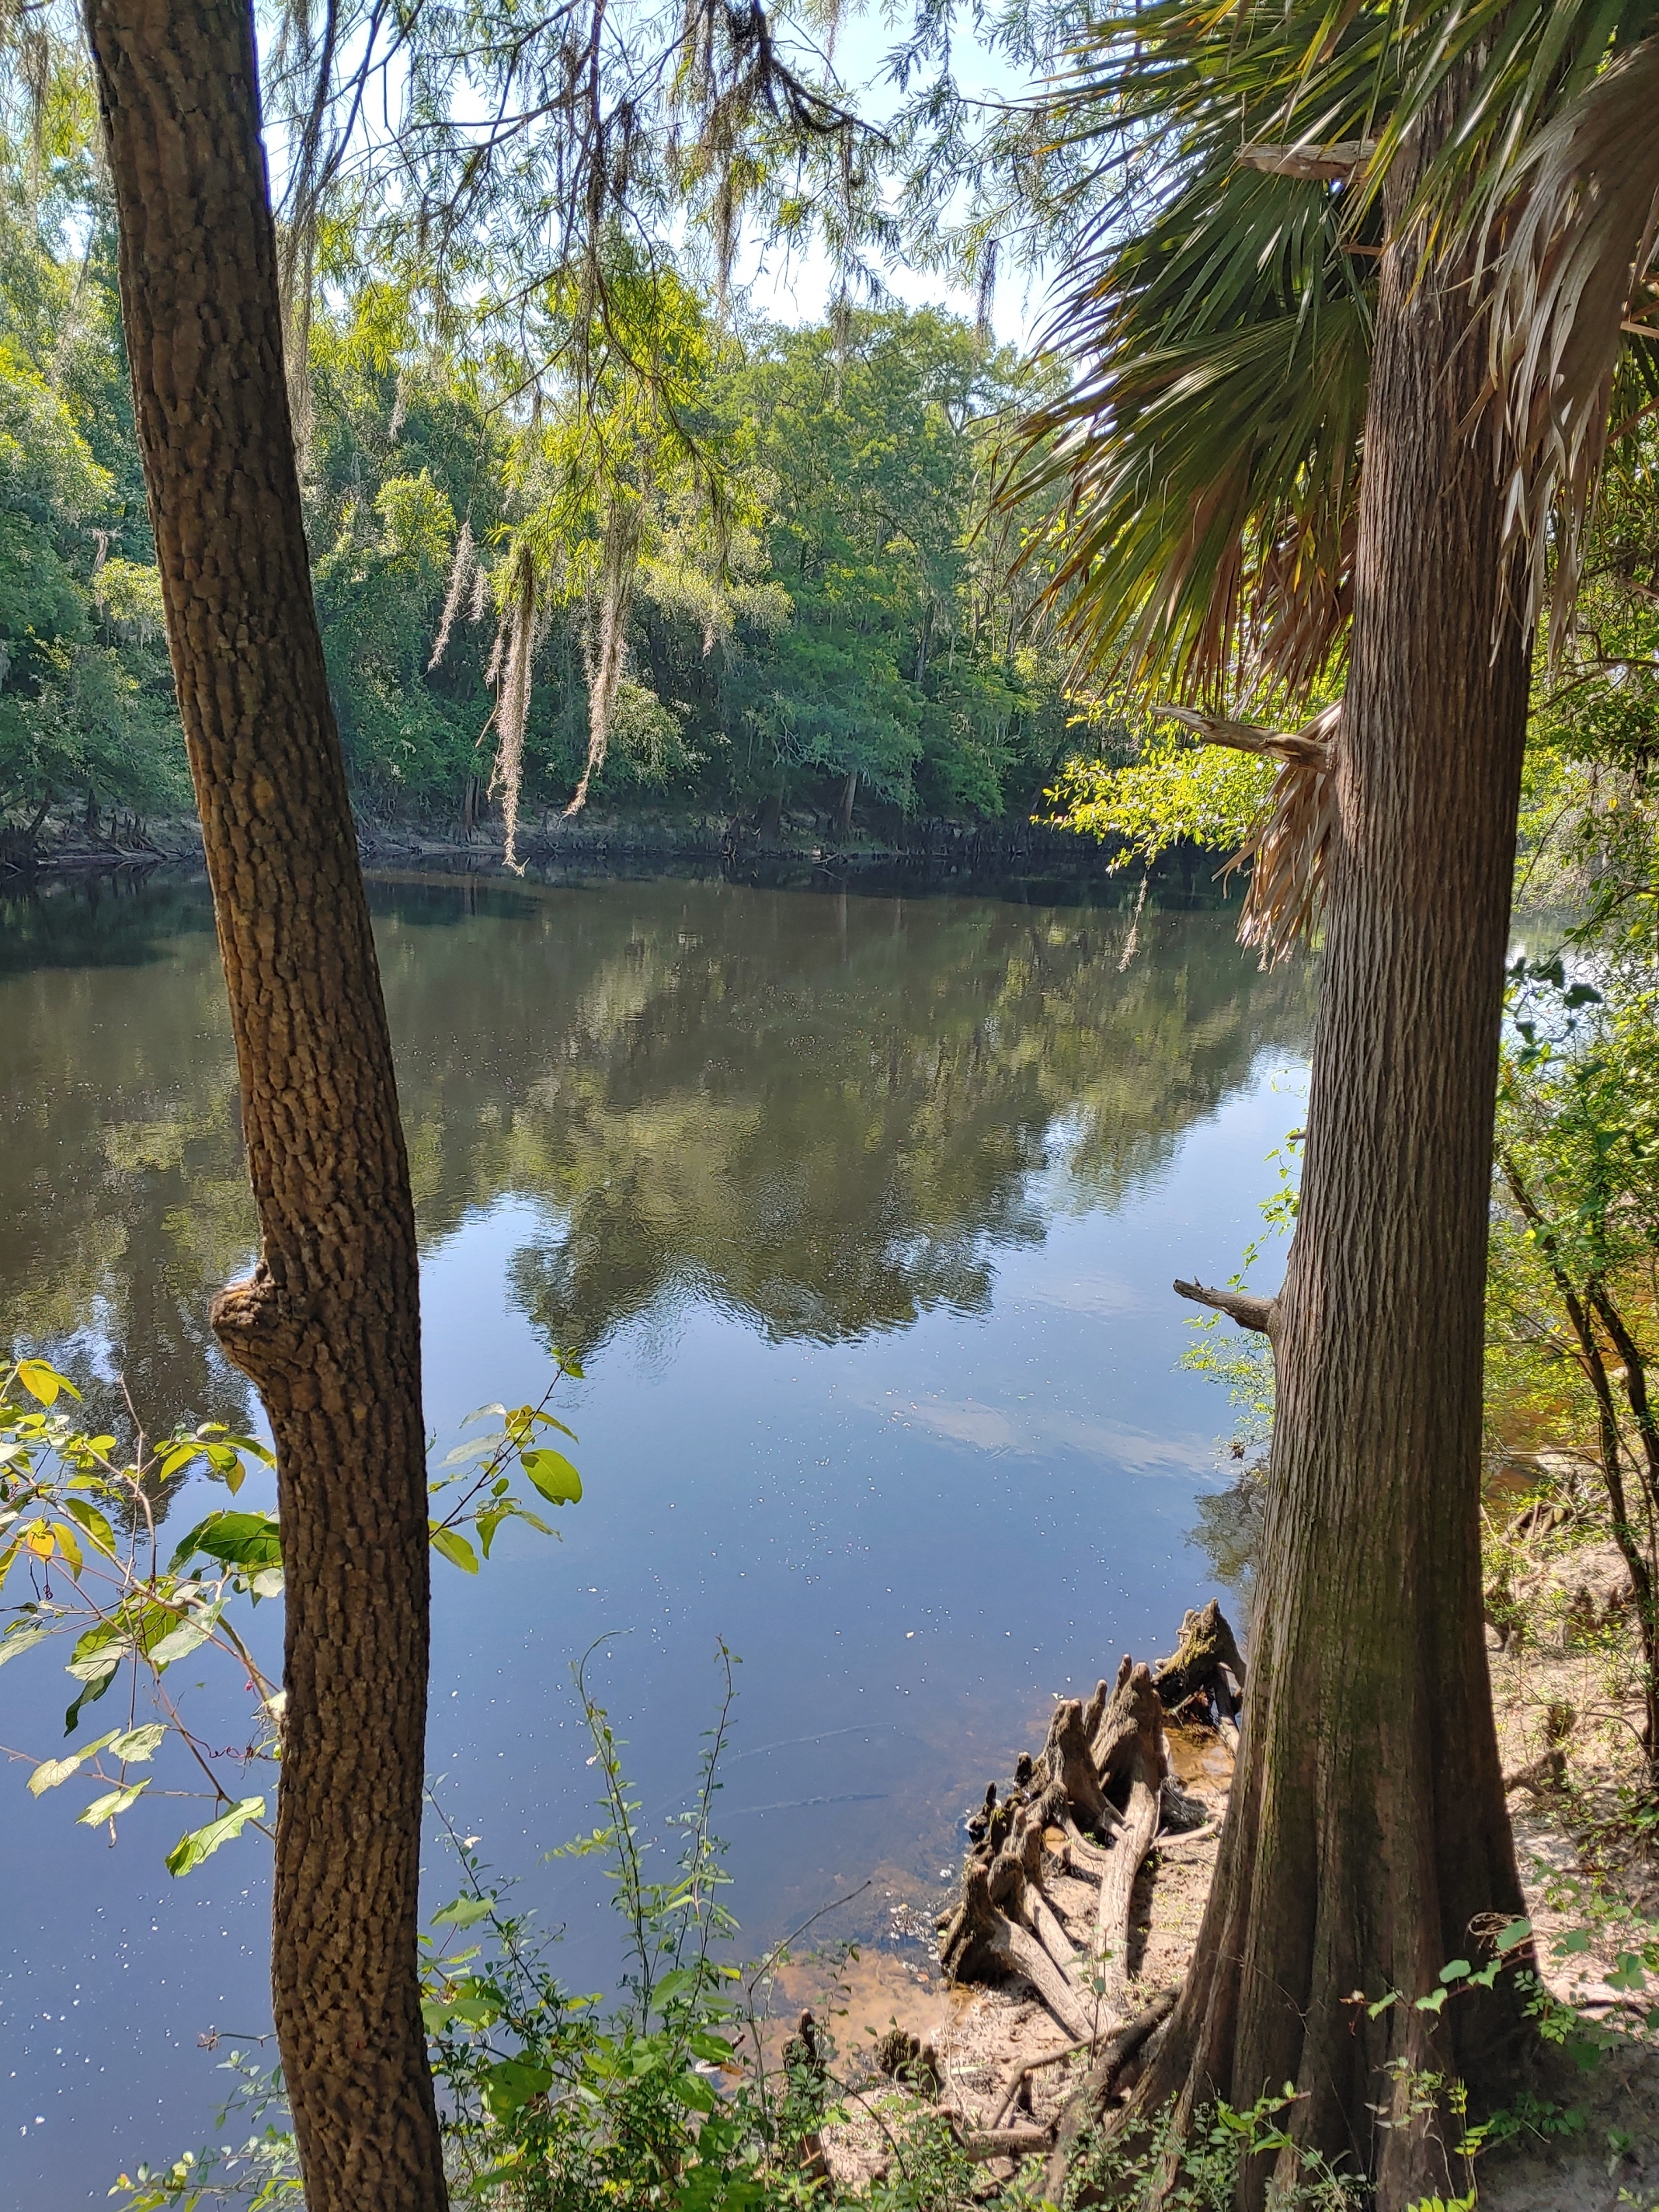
[0,875,1309,2204]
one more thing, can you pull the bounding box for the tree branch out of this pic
[1174,1279,1279,1336]
[1239,138,1375,181]
[1153,702,1335,767]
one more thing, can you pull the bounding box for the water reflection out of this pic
[0,871,1311,1421]
[0,867,1315,2207]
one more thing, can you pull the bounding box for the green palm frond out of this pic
[1010,145,1373,703]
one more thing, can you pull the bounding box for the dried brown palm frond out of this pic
[1160,701,1341,964]
[1488,34,1659,650]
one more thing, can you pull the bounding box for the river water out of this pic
[0,867,1312,2203]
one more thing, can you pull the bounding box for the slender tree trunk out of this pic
[1136,99,1529,2211]
[81,7,447,2208]
[838,768,858,835]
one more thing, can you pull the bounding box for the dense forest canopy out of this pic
[0,78,1090,843]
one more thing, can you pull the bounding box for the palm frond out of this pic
[1010,151,1372,704]
[1487,33,1659,645]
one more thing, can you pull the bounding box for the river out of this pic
[0,866,1313,2203]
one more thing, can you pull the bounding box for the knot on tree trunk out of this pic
[210,1262,311,1385]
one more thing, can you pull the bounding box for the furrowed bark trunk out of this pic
[1134,96,1529,2212]
[81,6,447,2208]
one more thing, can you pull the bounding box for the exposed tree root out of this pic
[929,1605,1246,2161]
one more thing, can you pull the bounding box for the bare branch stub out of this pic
[1173,1278,1279,1336]
[1238,137,1376,182]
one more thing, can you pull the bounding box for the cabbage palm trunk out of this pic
[80,4,447,2207]
[1133,89,1531,2210]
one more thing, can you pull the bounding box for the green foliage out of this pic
[0,123,184,823]
[1049,729,1277,868]
[1063,2087,1362,2210]
[0,1353,583,1869]
[111,1655,996,2212]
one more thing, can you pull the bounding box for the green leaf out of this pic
[60,1498,119,1556]
[148,1615,214,1670]
[670,2068,718,2113]
[430,1524,478,1574]
[63,1666,118,1734]
[1495,1918,1532,1953]
[108,1723,167,1762]
[16,1360,78,1406]
[168,1511,281,1574]
[430,1894,494,1928]
[1439,1959,1472,1984]
[1414,1988,1448,2013]
[165,1796,265,1876]
[519,1449,582,1504]
[30,1729,118,1794]
[1558,1929,1592,1955]
[483,2057,553,2117]
[78,1781,147,1824]
[0,1619,51,1668]
[50,1521,83,1574]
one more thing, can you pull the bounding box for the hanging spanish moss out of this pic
[428,520,478,672]
[565,496,644,817]
[489,544,538,871]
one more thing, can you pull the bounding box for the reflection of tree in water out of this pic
[0,876,257,1443]
[367,879,1316,1356]
[0,871,1316,1466]
[1187,1473,1267,1636]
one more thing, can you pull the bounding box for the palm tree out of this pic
[1012,1,1659,2199]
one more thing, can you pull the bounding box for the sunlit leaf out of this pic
[29,1730,118,1795]
[0,1619,51,1668]
[165,1796,265,1876]
[519,1449,582,1504]
[148,1615,214,1670]
[60,1499,118,1556]
[16,1360,78,1406]
[430,1894,494,1928]
[168,1511,281,1574]
[430,1524,479,1574]
[109,1723,167,1762]
[78,1781,148,1824]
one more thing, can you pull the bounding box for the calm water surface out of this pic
[0,870,1312,2204]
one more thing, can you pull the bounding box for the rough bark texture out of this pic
[80,6,446,2207]
[1131,90,1530,2211]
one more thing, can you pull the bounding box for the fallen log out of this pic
[960,2121,1053,2161]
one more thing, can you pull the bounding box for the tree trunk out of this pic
[838,767,858,835]
[1136,95,1530,2211]
[81,7,447,2209]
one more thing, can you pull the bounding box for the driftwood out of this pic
[937,1606,1243,2046]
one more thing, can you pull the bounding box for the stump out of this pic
[937,1605,1243,2043]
